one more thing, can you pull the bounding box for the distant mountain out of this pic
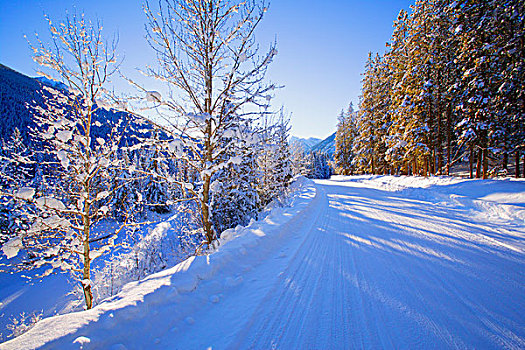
[0,63,142,146]
[311,132,336,158]
[290,136,322,152]
[34,76,68,90]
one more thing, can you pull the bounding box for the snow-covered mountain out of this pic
[311,132,335,157]
[291,133,336,160]
[290,136,322,152]
[0,64,47,143]
[34,76,68,90]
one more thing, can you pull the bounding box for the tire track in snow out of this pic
[231,188,333,349]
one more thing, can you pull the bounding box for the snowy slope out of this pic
[2,175,525,349]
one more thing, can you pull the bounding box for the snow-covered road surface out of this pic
[231,177,525,349]
[2,176,524,349]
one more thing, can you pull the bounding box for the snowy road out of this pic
[3,176,525,349]
[171,176,525,349]
[228,177,525,349]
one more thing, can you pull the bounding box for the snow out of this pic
[96,191,110,201]
[56,130,73,143]
[57,150,69,169]
[15,187,35,200]
[99,205,109,215]
[35,196,66,211]
[238,52,248,63]
[187,112,209,125]
[72,336,90,348]
[145,91,161,103]
[167,139,182,153]
[2,175,525,349]
[209,180,221,193]
[1,237,22,259]
[229,156,243,165]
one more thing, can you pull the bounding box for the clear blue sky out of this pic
[0,0,413,139]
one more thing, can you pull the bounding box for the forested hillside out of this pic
[335,0,524,178]
[0,64,48,144]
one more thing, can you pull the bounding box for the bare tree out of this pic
[142,0,277,247]
[0,12,143,310]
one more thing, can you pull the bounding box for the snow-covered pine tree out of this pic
[211,119,260,235]
[269,113,293,197]
[0,128,33,245]
[109,147,144,220]
[335,103,358,175]
[383,9,410,175]
[257,111,292,207]
[307,151,332,179]
[354,53,390,174]
[289,140,309,177]
[142,0,277,248]
[351,0,522,178]
[139,131,173,214]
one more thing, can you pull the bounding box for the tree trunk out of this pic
[446,109,451,176]
[469,146,474,179]
[202,34,215,246]
[482,148,488,179]
[437,114,443,175]
[82,246,93,310]
[503,150,508,173]
[430,151,434,175]
[516,151,521,178]
[82,206,93,310]
[476,148,482,178]
[503,135,508,173]
[201,174,214,244]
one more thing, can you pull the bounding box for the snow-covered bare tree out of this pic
[0,12,142,310]
[142,0,277,247]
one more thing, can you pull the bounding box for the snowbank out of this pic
[329,175,525,224]
[326,175,525,254]
[0,177,318,350]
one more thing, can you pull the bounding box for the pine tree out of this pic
[347,0,522,178]
[0,129,33,244]
[335,104,358,175]
[211,120,260,235]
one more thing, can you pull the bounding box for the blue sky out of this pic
[0,0,412,139]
